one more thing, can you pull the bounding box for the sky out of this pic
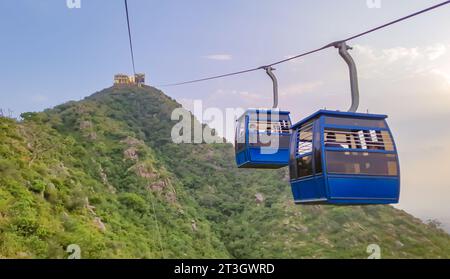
[0,0,450,231]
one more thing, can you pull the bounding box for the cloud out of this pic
[353,44,450,81]
[355,44,448,63]
[204,54,233,61]
[382,47,420,63]
[354,45,421,64]
[431,69,450,85]
[426,44,447,61]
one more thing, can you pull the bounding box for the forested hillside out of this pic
[0,85,449,258]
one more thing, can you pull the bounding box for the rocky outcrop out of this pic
[255,193,265,205]
[93,217,106,232]
[124,147,139,161]
[134,163,157,179]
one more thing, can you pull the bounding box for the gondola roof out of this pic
[291,110,388,129]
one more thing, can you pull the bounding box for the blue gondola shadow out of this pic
[235,109,292,169]
[289,110,400,205]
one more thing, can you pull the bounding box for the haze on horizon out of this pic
[1,0,450,231]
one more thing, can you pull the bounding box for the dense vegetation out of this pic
[0,85,449,258]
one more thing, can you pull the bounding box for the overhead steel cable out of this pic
[124,0,136,75]
[340,0,450,42]
[159,0,450,87]
[124,2,166,256]
[159,68,261,87]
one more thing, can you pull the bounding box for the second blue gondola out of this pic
[235,66,292,169]
[236,109,292,168]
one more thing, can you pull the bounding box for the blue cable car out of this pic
[289,110,400,205]
[235,109,292,168]
[288,41,400,205]
[235,66,292,169]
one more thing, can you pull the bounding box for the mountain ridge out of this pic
[0,85,449,258]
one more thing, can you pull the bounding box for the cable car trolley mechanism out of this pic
[289,42,400,205]
[235,67,292,169]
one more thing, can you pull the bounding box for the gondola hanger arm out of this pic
[331,41,360,113]
[259,66,279,109]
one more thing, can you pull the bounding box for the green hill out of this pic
[0,85,449,258]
